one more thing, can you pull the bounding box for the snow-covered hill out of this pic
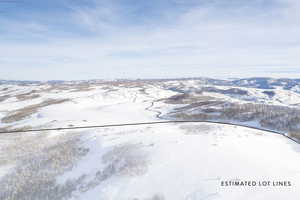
[0,79,299,200]
[62,123,300,200]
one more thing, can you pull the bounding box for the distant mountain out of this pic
[230,77,300,89]
[0,80,41,85]
[1,77,300,90]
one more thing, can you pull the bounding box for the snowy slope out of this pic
[0,79,300,200]
[59,123,300,200]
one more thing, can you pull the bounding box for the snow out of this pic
[62,123,300,200]
[0,80,300,200]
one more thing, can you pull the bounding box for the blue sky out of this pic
[1,0,300,80]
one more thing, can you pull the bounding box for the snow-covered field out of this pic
[61,123,300,200]
[0,79,300,200]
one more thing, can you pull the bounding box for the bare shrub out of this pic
[164,94,214,104]
[0,95,10,102]
[102,143,148,177]
[180,124,212,135]
[0,132,88,200]
[77,143,149,194]
[1,99,69,123]
[170,100,300,135]
[16,91,40,101]
[290,131,300,140]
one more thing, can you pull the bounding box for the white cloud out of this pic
[1,0,300,80]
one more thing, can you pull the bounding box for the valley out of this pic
[0,78,300,200]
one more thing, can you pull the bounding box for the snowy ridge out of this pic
[0,79,299,200]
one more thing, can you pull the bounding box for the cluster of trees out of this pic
[221,103,300,132]
[171,101,300,139]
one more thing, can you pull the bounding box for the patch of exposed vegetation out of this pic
[0,128,133,200]
[290,131,300,140]
[180,124,213,135]
[16,91,40,101]
[1,88,9,91]
[0,126,13,133]
[70,83,93,92]
[102,143,148,177]
[0,95,11,103]
[201,86,249,95]
[0,126,33,135]
[64,143,149,195]
[164,93,214,104]
[168,100,300,135]
[0,131,88,200]
[262,91,275,98]
[1,99,69,123]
